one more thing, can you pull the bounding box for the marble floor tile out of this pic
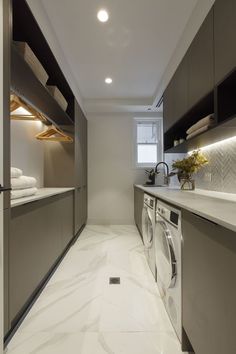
[6,332,108,354]
[19,277,103,333]
[98,331,184,354]
[7,331,184,354]
[99,274,173,333]
[6,225,187,354]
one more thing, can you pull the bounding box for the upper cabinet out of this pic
[188,9,214,108]
[214,0,236,84]
[163,9,214,134]
[163,55,188,132]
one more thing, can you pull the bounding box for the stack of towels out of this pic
[186,114,214,140]
[11,167,38,200]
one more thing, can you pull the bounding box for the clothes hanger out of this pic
[35,125,73,142]
[10,94,46,121]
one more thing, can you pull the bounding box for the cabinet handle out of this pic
[0,184,11,193]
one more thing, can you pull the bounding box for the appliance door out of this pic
[155,215,177,294]
[142,205,154,248]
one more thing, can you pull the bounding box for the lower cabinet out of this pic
[134,187,144,236]
[74,186,87,235]
[182,210,236,354]
[9,191,74,327]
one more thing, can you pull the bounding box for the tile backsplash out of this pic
[165,137,236,193]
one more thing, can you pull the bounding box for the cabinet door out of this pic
[82,185,87,225]
[75,101,87,187]
[214,0,236,84]
[59,191,74,248]
[188,9,214,108]
[182,210,236,354]
[74,187,84,234]
[163,55,188,132]
[163,80,174,133]
[134,187,144,235]
[10,197,62,324]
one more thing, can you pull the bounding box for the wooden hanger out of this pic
[10,94,46,121]
[35,125,73,142]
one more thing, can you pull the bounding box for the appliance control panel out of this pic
[156,200,180,228]
[144,193,156,209]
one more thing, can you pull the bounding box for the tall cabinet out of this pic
[74,100,88,234]
[4,0,88,339]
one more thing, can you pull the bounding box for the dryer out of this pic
[155,200,182,342]
[142,193,156,278]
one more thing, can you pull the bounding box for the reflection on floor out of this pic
[7,225,186,354]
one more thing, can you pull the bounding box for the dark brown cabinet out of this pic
[75,101,87,188]
[188,9,214,109]
[163,56,188,133]
[9,192,74,325]
[182,210,236,354]
[163,80,174,133]
[134,186,144,236]
[74,100,88,233]
[214,0,236,84]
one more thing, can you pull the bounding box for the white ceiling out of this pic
[29,0,201,113]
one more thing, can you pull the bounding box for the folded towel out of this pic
[186,125,210,140]
[11,167,23,179]
[11,187,38,200]
[186,114,214,135]
[11,176,37,190]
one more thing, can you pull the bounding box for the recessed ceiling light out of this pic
[105,77,112,84]
[97,9,109,23]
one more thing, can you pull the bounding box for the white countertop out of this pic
[11,187,75,208]
[135,185,236,233]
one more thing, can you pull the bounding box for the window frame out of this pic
[133,117,163,169]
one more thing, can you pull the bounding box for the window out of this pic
[134,119,162,168]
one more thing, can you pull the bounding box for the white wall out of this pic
[11,120,45,187]
[88,114,162,225]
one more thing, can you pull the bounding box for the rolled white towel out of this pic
[11,176,37,190]
[186,114,214,135]
[11,167,23,179]
[186,125,210,140]
[11,187,38,200]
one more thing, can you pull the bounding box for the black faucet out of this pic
[155,162,170,186]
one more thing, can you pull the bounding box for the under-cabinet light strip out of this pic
[188,135,236,154]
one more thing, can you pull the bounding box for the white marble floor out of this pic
[6,225,186,354]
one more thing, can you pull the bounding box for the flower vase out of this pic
[179,177,195,190]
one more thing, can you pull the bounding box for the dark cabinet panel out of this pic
[4,208,10,335]
[214,0,236,84]
[188,9,214,108]
[82,185,88,225]
[163,56,188,132]
[75,101,87,188]
[59,192,74,248]
[163,80,174,133]
[74,187,84,234]
[9,192,74,325]
[134,187,144,236]
[182,210,236,354]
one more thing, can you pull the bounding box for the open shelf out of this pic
[12,0,75,123]
[164,91,214,152]
[11,44,74,126]
[165,115,236,153]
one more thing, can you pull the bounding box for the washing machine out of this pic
[155,200,182,342]
[142,193,156,277]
